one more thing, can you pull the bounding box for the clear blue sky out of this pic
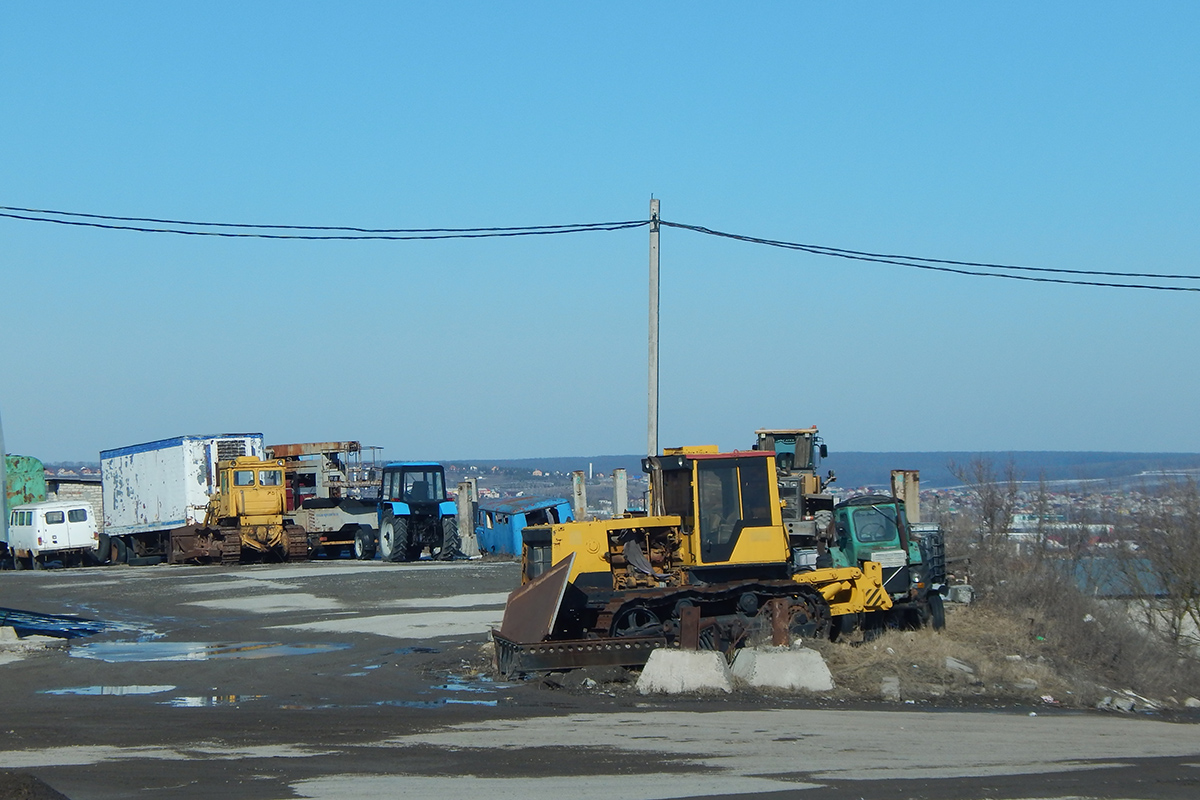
[2,2,1198,462]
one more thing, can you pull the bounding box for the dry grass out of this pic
[813,605,1082,705]
[810,549,1200,708]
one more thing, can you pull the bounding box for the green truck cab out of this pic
[831,494,947,630]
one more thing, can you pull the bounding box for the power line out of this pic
[4,202,1197,292]
[662,220,1200,293]
[0,208,648,240]
[0,204,644,234]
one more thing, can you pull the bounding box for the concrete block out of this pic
[636,650,732,695]
[730,647,834,692]
[944,656,974,675]
[947,585,974,604]
[881,675,901,702]
[0,627,18,642]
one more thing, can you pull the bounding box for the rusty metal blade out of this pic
[498,552,576,643]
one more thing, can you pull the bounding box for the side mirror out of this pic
[819,444,828,459]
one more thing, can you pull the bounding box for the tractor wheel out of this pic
[438,517,461,561]
[829,612,858,642]
[354,526,377,560]
[379,517,395,561]
[927,593,946,631]
[381,517,409,563]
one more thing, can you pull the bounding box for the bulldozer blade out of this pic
[491,630,666,677]
[498,553,576,644]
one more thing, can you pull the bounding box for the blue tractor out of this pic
[377,462,460,562]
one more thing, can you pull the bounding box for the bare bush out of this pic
[936,458,1200,701]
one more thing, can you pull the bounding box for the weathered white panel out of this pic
[101,435,263,537]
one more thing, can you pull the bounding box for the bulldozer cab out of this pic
[213,457,287,524]
[644,450,788,568]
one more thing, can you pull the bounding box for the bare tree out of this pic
[948,456,1021,542]
[1120,477,1200,651]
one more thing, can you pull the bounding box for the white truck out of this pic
[101,433,264,564]
[6,500,100,569]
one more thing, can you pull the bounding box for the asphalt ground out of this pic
[1,558,1198,800]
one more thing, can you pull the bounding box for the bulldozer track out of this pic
[285,525,309,561]
[219,533,242,565]
[595,580,831,647]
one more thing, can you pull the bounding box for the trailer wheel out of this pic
[354,526,377,560]
[927,593,946,631]
[437,517,461,561]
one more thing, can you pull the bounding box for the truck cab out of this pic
[377,462,459,562]
[832,495,946,627]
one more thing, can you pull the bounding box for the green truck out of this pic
[828,494,947,634]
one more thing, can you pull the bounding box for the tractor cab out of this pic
[381,463,449,508]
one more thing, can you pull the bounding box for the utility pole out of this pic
[648,198,660,457]
[0,410,6,545]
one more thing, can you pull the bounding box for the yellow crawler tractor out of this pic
[493,446,891,675]
[169,457,308,564]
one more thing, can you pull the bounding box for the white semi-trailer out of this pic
[101,434,264,564]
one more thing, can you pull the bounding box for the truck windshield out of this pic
[259,470,283,486]
[851,505,900,544]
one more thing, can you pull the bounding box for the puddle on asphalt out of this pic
[41,685,176,697]
[376,698,499,708]
[164,694,266,707]
[435,674,512,692]
[393,646,440,655]
[69,641,352,662]
[433,681,494,693]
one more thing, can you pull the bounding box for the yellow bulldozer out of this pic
[169,456,308,564]
[492,446,891,675]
